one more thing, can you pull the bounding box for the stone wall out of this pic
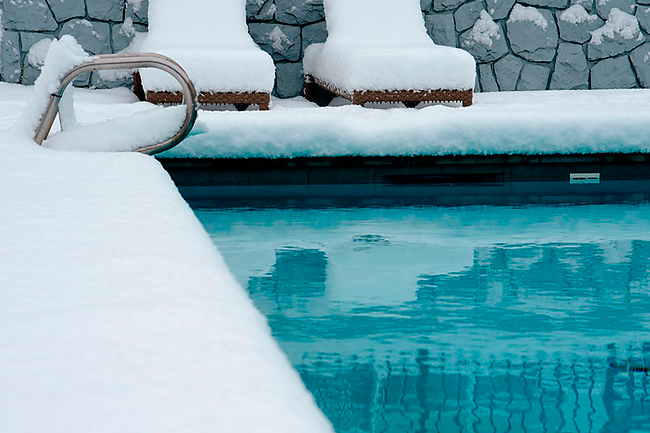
[2,0,650,96]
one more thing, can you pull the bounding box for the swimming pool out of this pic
[194,197,650,433]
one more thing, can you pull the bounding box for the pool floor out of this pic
[194,200,650,433]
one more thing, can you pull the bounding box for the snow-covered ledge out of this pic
[0,40,332,433]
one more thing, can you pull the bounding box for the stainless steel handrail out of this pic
[34,53,198,155]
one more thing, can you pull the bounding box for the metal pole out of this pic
[34,53,198,155]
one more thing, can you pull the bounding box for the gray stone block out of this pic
[639,0,650,5]
[591,56,638,88]
[3,0,57,31]
[275,0,324,25]
[112,20,147,52]
[92,71,133,89]
[87,0,125,22]
[249,23,301,62]
[595,0,636,20]
[274,61,304,98]
[425,13,457,47]
[21,32,52,53]
[47,0,85,22]
[247,0,276,21]
[60,19,111,55]
[302,21,328,54]
[587,10,645,60]
[126,0,148,25]
[517,62,550,90]
[1,31,22,84]
[519,0,568,8]
[73,71,92,87]
[557,7,603,44]
[550,42,589,89]
[630,43,650,87]
[21,56,41,85]
[506,6,558,62]
[434,0,468,12]
[478,63,499,91]
[636,6,650,34]
[454,1,483,32]
[459,15,509,62]
[421,0,434,11]
[494,54,523,90]
[485,0,515,20]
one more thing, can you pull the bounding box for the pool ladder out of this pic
[34,53,198,155]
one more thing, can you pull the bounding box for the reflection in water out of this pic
[195,204,650,433]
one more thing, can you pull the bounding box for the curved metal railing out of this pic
[34,53,198,155]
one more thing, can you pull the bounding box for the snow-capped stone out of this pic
[595,0,636,20]
[507,5,559,62]
[460,10,508,62]
[558,4,603,43]
[249,23,301,62]
[588,8,645,60]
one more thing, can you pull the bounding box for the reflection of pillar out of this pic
[415,349,430,433]
[247,247,328,313]
[553,361,566,433]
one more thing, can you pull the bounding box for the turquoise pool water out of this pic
[194,200,650,433]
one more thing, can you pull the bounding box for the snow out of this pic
[161,90,650,158]
[0,67,332,433]
[96,32,147,82]
[14,36,91,139]
[120,17,136,37]
[590,8,643,45]
[127,0,143,12]
[463,10,501,48]
[4,82,650,160]
[507,4,549,30]
[0,9,4,71]
[559,4,599,24]
[303,0,476,92]
[138,0,275,93]
[27,38,53,68]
